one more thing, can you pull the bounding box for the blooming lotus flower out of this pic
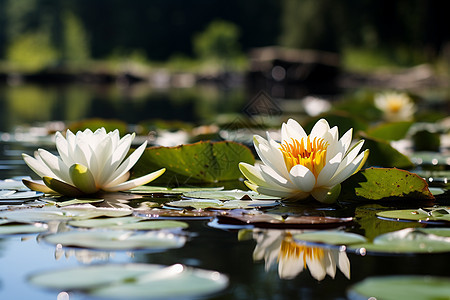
[374,92,416,121]
[22,128,165,196]
[239,118,369,203]
[252,229,350,280]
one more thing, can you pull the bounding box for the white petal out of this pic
[37,149,72,184]
[254,135,290,179]
[103,141,147,186]
[335,140,364,175]
[289,164,316,192]
[339,128,353,154]
[22,153,55,178]
[316,152,343,187]
[103,172,130,188]
[278,254,304,280]
[239,163,269,188]
[337,250,351,279]
[306,250,327,281]
[324,250,337,278]
[327,151,366,186]
[310,119,330,139]
[282,119,307,144]
[102,168,165,192]
[260,164,297,191]
[55,132,72,166]
[245,181,294,198]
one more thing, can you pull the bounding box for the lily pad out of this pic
[29,263,228,299]
[0,191,43,200]
[135,208,218,219]
[349,228,450,254]
[377,207,450,224]
[166,199,279,210]
[361,134,414,169]
[182,189,280,201]
[347,276,450,300]
[367,121,413,141]
[43,230,186,250]
[68,217,188,231]
[0,207,133,222]
[293,230,367,245]
[132,141,255,183]
[217,211,353,229]
[0,178,30,191]
[128,186,224,195]
[340,167,434,201]
[43,198,104,207]
[0,220,48,235]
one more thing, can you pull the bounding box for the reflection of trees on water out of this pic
[252,229,350,281]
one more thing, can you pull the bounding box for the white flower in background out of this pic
[22,128,165,196]
[374,92,416,121]
[239,119,369,203]
[252,229,350,280]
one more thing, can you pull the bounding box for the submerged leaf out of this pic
[132,141,255,183]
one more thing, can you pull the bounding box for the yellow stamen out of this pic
[387,99,403,113]
[279,233,324,269]
[280,136,328,178]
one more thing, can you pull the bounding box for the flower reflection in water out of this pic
[252,229,350,281]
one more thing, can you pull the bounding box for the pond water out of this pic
[0,82,449,299]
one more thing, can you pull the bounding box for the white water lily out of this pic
[239,118,369,203]
[252,229,350,280]
[374,91,416,121]
[22,128,165,196]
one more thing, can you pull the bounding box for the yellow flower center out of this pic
[387,99,403,113]
[280,136,328,178]
[279,234,324,269]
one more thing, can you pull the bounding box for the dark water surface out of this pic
[0,82,449,299]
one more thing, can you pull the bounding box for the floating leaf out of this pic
[340,167,434,201]
[348,276,450,300]
[367,121,413,141]
[217,211,353,229]
[29,263,228,299]
[68,217,188,231]
[135,208,218,219]
[128,186,224,195]
[0,178,30,191]
[182,189,280,201]
[293,230,367,245]
[349,228,450,254]
[0,191,43,200]
[361,134,414,169]
[0,207,132,222]
[377,207,450,224]
[166,199,279,210]
[43,198,104,207]
[0,220,48,235]
[132,141,255,183]
[43,230,186,250]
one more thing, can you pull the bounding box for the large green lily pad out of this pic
[29,263,228,299]
[43,230,186,250]
[340,167,434,201]
[348,276,450,300]
[377,207,450,224]
[132,141,255,183]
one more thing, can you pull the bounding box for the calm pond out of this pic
[0,82,449,299]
